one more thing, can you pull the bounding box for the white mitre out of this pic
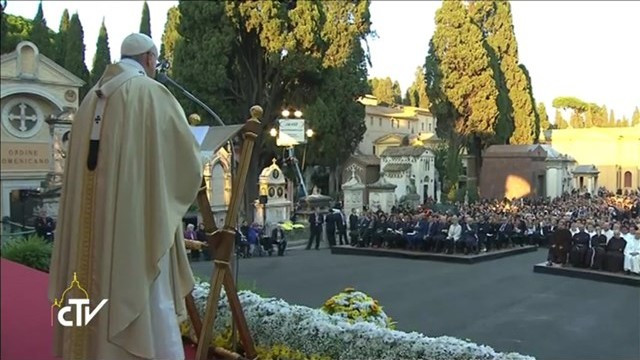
[121,33,157,57]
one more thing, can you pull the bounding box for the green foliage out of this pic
[554,110,568,129]
[55,9,70,64]
[1,12,33,54]
[552,96,588,112]
[368,77,401,105]
[160,6,180,71]
[0,3,7,53]
[1,234,52,272]
[518,64,539,143]
[173,1,371,218]
[139,1,151,37]
[632,106,640,126]
[27,1,55,59]
[90,19,111,86]
[405,66,430,108]
[537,102,550,131]
[304,40,368,170]
[64,13,89,99]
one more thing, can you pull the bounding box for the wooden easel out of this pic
[185,106,263,360]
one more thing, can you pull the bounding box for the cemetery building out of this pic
[550,125,640,192]
[0,41,83,221]
[480,144,575,200]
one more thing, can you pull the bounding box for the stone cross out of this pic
[350,167,357,180]
[8,103,38,132]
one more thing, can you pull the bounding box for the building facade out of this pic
[1,41,84,220]
[379,146,437,205]
[550,126,640,191]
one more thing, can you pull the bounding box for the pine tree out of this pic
[64,13,89,99]
[632,106,640,126]
[555,110,568,129]
[28,1,54,58]
[55,9,70,64]
[160,6,180,70]
[139,1,151,37]
[425,0,498,195]
[470,0,535,144]
[392,80,402,105]
[537,102,550,131]
[90,19,111,86]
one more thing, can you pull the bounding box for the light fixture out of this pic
[294,110,303,118]
[269,128,278,137]
[281,109,290,118]
[306,129,314,138]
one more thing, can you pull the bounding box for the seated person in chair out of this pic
[461,216,479,255]
[546,221,572,266]
[588,225,607,270]
[569,222,591,268]
[443,216,462,254]
[603,229,627,272]
[271,223,288,256]
[623,227,640,275]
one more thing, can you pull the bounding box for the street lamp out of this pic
[269,128,278,137]
[306,129,314,138]
[294,110,303,118]
[281,109,290,118]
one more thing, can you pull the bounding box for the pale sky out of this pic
[5,1,640,119]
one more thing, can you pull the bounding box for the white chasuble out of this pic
[624,238,640,274]
[48,60,202,360]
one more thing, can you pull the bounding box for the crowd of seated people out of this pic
[345,191,640,271]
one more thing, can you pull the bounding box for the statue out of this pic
[400,177,420,209]
[312,185,321,195]
[406,177,417,195]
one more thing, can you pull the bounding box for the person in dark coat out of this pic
[569,223,591,267]
[271,224,287,256]
[348,208,360,246]
[588,226,608,270]
[35,209,56,242]
[306,208,324,250]
[325,209,337,247]
[335,207,348,245]
[547,221,572,265]
[497,217,513,250]
[461,216,479,255]
[603,230,627,272]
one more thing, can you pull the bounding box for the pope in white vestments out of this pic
[48,33,202,360]
[623,228,640,274]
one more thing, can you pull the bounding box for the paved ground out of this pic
[191,248,640,360]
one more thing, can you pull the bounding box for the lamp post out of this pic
[270,109,313,198]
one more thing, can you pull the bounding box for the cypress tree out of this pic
[608,109,616,127]
[160,6,180,69]
[405,66,430,108]
[632,106,640,126]
[426,0,498,196]
[90,19,111,86]
[537,102,550,131]
[55,9,70,64]
[64,13,90,99]
[555,110,567,129]
[28,1,54,58]
[470,1,536,144]
[139,1,151,37]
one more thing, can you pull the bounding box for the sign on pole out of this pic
[277,119,306,146]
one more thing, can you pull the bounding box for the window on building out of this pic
[624,171,632,188]
[379,118,382,126]
[370,117,373,126]
[373,145,376,155]
[421,123,425,131]
[428,123,432,132]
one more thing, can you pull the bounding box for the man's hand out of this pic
[185,239,208,250]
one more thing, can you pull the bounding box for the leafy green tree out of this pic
[552,96,588,112]
[405,66,430,108]
[139,1,151,37]
[519,64,539,142]
[537,102,550,131]
[555,110,568,129]
[160,6,180,70]
[1,2,9,53]
[90,19,111,86]
[28,1,54,58]
[55,9,70,64]
[470,1,535,145]
[173,1,371,217]
[425,0,498,196]
[632,106,640,126]
[1,13,34,54]
[64,13,89,99]
[369,77,400,105]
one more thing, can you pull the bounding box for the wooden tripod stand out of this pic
[185,106,263,360]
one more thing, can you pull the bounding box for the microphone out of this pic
[156,59,171,72]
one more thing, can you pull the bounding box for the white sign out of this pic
[277,119,306,146]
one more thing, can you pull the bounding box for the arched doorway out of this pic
[624,171,632,188]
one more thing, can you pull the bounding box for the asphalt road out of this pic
[191,248,640,360]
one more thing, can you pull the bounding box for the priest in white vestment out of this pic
[48,33,202,360]
[623,228,640,274]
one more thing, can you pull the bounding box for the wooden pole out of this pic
[195,106,262,360]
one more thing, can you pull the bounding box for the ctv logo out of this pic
[51,272,108,327]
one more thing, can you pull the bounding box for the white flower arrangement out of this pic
[186,280,535,360]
